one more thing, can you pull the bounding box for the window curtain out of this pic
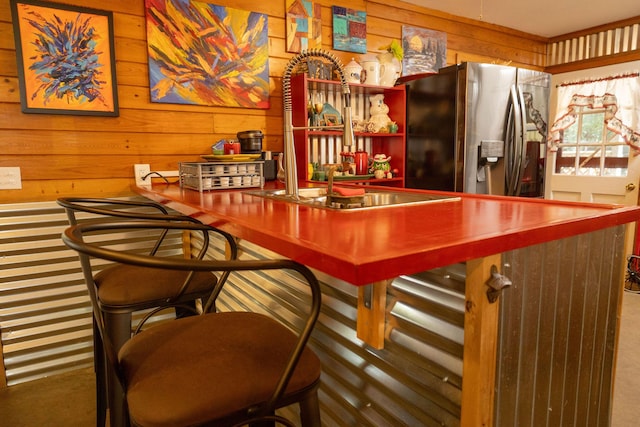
[548,72,640,151]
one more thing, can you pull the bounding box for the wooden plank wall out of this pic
[0,0,547,203]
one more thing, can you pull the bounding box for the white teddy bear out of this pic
[367,94,392,133]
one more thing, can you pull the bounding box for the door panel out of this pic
[547,170,639,205]
[462,63,517,195]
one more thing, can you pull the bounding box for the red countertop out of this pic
[134,182,640,285]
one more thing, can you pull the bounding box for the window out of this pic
[555,105,629,177]
[549,73,640,179]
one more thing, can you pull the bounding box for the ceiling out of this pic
[402,0,640,38]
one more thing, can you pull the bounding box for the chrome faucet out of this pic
[326,165,338,196]
[282,49,355,199]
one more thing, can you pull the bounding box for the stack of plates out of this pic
[201,154,261,162]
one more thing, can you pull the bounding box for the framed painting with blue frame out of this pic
[10,0,119,116]
[332,6,366,54]
[145,0,270,109]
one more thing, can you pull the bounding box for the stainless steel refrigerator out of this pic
[402,62,550,196]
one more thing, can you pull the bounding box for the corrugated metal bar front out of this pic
[0,201,92,386]
[0,199,185,386]
[196,234,466,427]
[495,225,626,427]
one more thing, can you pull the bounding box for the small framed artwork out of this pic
[10,0,119,116]
[285,0,321,53]
[332,6,366,54]
[401,25,447,76]
[324,113,339,126]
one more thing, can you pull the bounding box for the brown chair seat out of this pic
[95,264,216,309]
[121,312,321,427]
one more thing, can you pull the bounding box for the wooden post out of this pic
[461,255,501,426]
[182,230,191,258]
[356,280,389,349]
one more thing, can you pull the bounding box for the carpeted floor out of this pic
[1,292,639,426]
[611,290,640,427]
[0,367,95,426]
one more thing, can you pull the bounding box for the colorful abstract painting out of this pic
[10,0,118,116]
[401,25,447,76]
[332,6,366,54]
[145,0,269,108]
[286,0,321,53]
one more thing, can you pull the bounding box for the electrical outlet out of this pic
[134,164,151,186]
[0,167,22,189]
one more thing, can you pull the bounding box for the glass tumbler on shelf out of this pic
[310,92,324,129]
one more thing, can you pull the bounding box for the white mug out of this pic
[361,60,380,86]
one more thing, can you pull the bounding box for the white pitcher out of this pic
[377,52,402,87]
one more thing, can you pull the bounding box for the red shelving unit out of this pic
[290,73,406,187]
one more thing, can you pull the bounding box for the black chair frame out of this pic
[58,197,239,426]
[62,220,322,427]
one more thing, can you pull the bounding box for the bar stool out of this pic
[57,197,238,426]
[62,220,322,427]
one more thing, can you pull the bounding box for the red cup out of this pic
[224,141,241,155]
[354,151,369,175]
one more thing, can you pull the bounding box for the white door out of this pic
[544,66,640,255]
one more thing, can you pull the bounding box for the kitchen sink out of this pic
[245,187,460,211]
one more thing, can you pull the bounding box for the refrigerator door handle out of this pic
[514,86,528,196]
[505,86,526,196]
[505,87,518,195]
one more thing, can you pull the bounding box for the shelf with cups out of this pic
[305,130,405,138]
[179,161,264,192]
[291,73,406,187]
